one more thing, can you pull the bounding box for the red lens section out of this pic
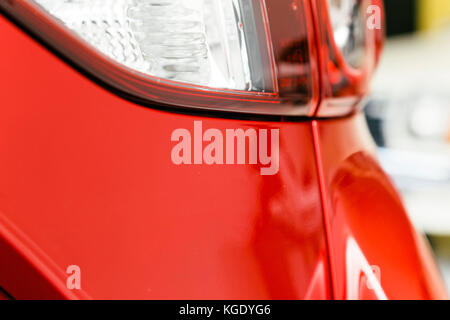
[264,0,320,114]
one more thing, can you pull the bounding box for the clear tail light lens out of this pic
[34,0,271,92]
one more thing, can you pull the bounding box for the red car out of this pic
[0,0,446,300]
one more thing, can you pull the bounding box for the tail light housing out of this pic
[313,0,385,117]
[0,0,383,117]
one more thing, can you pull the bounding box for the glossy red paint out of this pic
[315,114,448,300]
[0,15,330,299]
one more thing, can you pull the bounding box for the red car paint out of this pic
[0,2,446,300]
[314,117,447,299]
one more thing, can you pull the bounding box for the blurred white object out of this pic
[369,27,450,235]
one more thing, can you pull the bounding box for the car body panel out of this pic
[315,115,448,299]
[0,15,330,299]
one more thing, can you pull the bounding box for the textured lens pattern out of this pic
[34,0,257,90]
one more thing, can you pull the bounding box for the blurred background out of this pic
[366,0,450,290]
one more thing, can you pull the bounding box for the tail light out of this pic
[314,0,385,117]
[0,0,383,117]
